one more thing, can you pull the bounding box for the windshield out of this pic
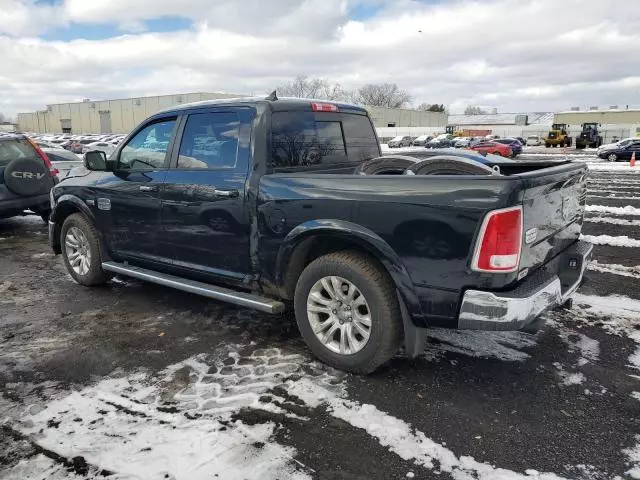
[435,134,449,140]
[527,136,538,140]
[415,135,428,141]
[390,136,404,142]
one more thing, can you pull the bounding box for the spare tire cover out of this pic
[3,157,51,196]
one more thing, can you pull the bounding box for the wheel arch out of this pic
[50,195,103,255]
[274,219,424,323]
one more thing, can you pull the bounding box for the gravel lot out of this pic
[1,151,639,480]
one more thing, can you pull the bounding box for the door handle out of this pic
[139,185,158,192]
[214,189,239,198]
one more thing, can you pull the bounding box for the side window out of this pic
[177,112,239,169]
[341,114,380,163]
[271,112,348,171]
[118,118,176,170]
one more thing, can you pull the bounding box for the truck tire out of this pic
[405,156,495,176]
[294,251,402,374]
[61,213,113,286]
[545,143,550,148]
[567,137,573,147]
[354,155,418,175]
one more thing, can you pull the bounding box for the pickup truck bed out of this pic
[49,96,592,373]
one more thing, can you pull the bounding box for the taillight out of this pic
[471,206,523,273]
[311,102,338,112]
[26,137,59,176]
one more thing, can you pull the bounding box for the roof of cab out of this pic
[155,96,368,116]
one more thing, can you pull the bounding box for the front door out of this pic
[157,108,252,284]
[95,116,178,262]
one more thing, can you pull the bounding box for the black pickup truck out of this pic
[49,96,592,373]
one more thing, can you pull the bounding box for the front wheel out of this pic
[294,252,402,374]
[61,213,113,286]
[608,153,617,162]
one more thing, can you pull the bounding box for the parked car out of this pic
[65,138,99,154]
[0,135,58,221]
[453,137,471,148]
[514,137,526,146]
[469,141,513,157]
[597,140,640,162]
[82,141,117,156]
[388,136,414,148]
[526,135,543,146]
[597,137,636,155]
[49,96,592,373]
[42,148,82,178]
[427,133,455,148]
[494,138,523,157]
[36,141,64,150]
[411,135,432,147]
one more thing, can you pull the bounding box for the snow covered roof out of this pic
[448,112,554,126]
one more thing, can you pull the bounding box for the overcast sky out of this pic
[1,0,639,117]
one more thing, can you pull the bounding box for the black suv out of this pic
[0,135,58,221]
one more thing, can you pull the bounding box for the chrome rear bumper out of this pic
[458,241,593,330]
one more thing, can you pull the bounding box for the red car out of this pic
[469,141,513,157]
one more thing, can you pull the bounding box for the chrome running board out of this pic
[102,261,285,314]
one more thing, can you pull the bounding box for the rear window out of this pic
[270,111,379,171]
[0,138,38,167]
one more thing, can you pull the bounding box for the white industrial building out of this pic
[17,93,448,135]
[17,92,242,135]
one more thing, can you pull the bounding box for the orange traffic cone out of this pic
[631,151,636,167]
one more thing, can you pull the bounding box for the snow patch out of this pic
[588,260,640,278]
[557,330,600,366]
[588,163,640,173]
[585,216,640,227]
[580,234,640,248]
[624,437,640,479]
[286,377,566,480]
[588,194,640,200]
[553,362,586,386]
[11,347,335,480]
[0,454,93,480]
[584,205,640,216]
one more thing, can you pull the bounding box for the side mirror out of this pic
[83,150,108,171]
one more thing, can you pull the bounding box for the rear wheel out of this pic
[61,213,112,286]
[294,252,402,374]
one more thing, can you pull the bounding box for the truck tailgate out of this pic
[518,163,588,274]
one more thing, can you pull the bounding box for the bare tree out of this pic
[0,112,6,124]
[276,75,355,102]
[356,83,411,109]
[464,105,489,115]
[417,103,446,112]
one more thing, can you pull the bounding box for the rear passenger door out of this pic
[157,108,253,284]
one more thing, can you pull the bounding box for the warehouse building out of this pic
[554,108,640,142]
[17,92,242,134]
[17,94,448,134]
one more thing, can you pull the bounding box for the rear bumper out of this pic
[458,241,593,330]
